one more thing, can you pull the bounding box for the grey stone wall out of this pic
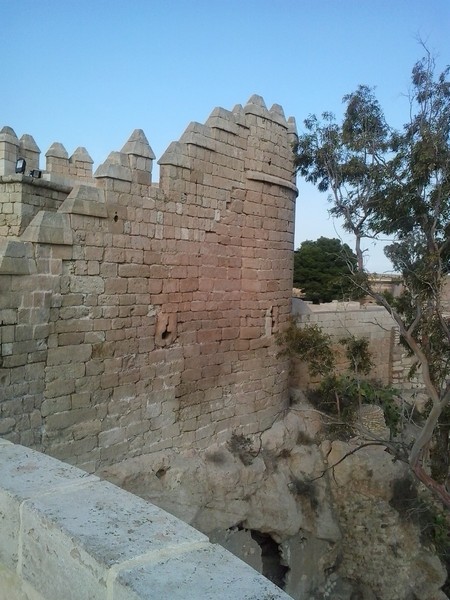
[291,300,420,390]
[0,96,298,473]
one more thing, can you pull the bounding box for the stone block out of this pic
[69,275,104,295]
[59,185,107,218]
[21,211,73,245]
[98,427,127,448]
[47,344,92,366]
[114,541,291,600]
[0,443,98,570]
[19,477,207,600]
[45,408,97,431]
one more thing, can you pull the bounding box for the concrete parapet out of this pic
[0,440,290,600]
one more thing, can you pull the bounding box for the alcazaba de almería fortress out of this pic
[0,97,447,600]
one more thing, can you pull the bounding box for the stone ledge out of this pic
[0,174,72,194]
[21,211,73,245]
[0,442,292,600]
[58,184,107,218]
[246,170,298,194]
[0,239,37,275]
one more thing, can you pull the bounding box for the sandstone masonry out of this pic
[291,299,425,394]
[0,96,298,472]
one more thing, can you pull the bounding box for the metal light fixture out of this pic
[30,169,42,179]
[15,158,26,174]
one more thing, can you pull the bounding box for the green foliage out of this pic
[277,321,335,377]
[294,86,390,271]
[294,50,450,504]
[293,237,362,303]
[308,374,401,436]
[340,335,373,375]
[279,321,402,435]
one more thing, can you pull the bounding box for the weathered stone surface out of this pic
[0,239,36,275]
[94,150,132,181]
[101,409,449,600]
[58,184,107,217]
[121,129,155,160]
[0,97,296,467]
[100,411,343,598]
[115,543,289,600]
[45,142,68,159]
[0,442,98,570]
[21,211,73,245]
[0,442,291,600]
[325,440,448,600]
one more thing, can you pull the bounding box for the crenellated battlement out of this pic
[45,142,94,183]
[0,127,93,182]
[0,96,297,475]
[0,124,157,189]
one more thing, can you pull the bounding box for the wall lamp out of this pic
[15,158,26,174]
[14,159,42,178]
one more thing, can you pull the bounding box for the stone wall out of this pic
[0,438,290,600]
[0,96,298,473]
[291,299,421,390]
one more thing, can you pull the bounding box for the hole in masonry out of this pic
[113,213,118,222]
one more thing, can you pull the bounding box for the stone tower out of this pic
[0,96,298,471]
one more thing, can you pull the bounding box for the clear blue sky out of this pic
[2,0,449,272]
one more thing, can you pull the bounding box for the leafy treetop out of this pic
[293,49,450,508]
[294,236,361,303]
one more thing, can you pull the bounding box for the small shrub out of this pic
[276,321,335,377]
[227,432,256,466]
[340,334,373,375]
[324,420,355,442]
[307,374,401,436]
[279,448,292,459]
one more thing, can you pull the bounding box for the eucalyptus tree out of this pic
[294,52,450,507]
[294,85,389,271]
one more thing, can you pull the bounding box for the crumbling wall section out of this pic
[0,96,298,472]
